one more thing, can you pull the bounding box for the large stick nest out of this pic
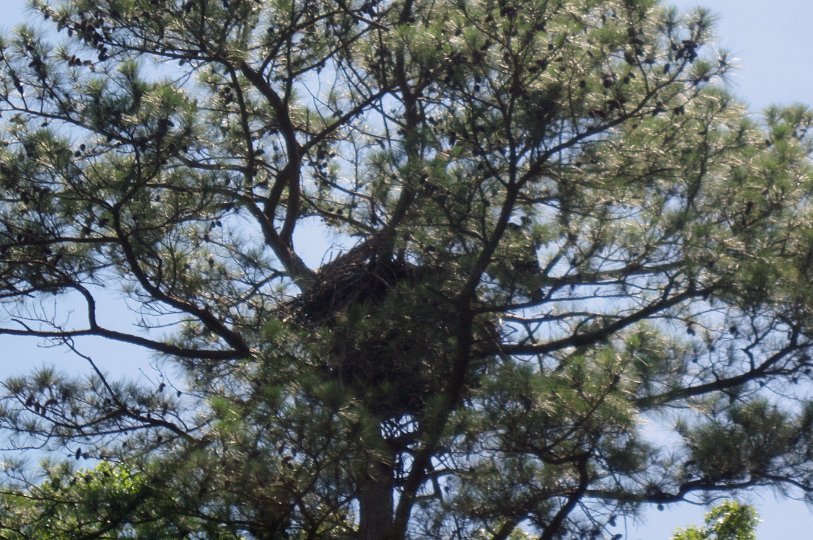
[295,234,414,324]
[289,235,497,416]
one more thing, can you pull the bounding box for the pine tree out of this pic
[1,0,813,538]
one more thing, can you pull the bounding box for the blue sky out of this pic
[2,0,813,537]
[674,0,813,110]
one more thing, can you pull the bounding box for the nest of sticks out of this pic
[288,235,498,416]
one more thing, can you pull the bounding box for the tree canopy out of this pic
[671,501,759,540]
[1,0,813,538]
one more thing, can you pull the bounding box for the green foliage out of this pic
[0,0,812,538]
[672,501,759,540]
[0,461,242,538]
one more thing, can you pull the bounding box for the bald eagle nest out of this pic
[291,236,497,417]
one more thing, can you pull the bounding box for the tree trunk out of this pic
[358,452,395,540]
